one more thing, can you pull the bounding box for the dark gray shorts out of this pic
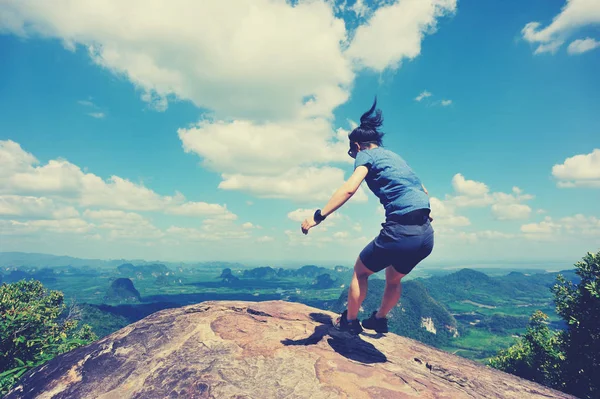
[359,219,434,275]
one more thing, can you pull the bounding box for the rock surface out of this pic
[6,300,574,399]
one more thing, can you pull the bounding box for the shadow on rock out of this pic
[281,312,387,364]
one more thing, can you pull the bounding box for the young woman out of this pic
[301,98,434,335]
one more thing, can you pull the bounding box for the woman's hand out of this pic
[301,216,320,235]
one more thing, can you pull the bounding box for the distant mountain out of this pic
[417,268,579,306]
[0,252,247,270]
[311,274,336,289]
[105,278,141,302]
[328,279,458,347]
[218,268,240,284]
[0,252,145,269]
[242,266,279,279]
[2,268,58,284]
[117,263,170,277]
[242,265,342,279]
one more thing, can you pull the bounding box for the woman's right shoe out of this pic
[361,311,389,333]
[333,310,363,336]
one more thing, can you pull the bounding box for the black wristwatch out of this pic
[314,209,327,223]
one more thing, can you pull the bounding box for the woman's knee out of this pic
[385,266,405,285]
[354,257,374,279]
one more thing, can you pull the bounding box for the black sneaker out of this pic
[332,310,363,336]
[361,311,388,333]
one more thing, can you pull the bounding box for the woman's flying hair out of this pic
[348,97,384,146]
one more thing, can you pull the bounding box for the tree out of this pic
[488,311,564,389]
[552,250,600,399]
[0,280,97,395]
[489,250,600,398]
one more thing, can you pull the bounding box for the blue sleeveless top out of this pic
[354,147,430,219]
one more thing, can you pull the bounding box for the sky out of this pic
[0,0,598,268]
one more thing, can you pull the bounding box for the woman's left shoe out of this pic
[332,310,363,335]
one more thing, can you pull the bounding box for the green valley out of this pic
[0,252,579,365]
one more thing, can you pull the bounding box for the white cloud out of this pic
[0,0,356,121]
[140,91,168,112]
[414,91,452,107]
[87,112,105,119]
[0,218,93,235]
[80,175,182,211]
[0,195,79,219]
[351,0,370,18]
[431,174,536,233]
[521,214,600,240]
[415,90,432,102]
[256,236,274,243]
[0,140,238,217]
[167,221,252,241]
[346,0,457,71]
[521,218,560,235]
[166,201,235,219]
[451,173,489,196]
[567,37,600,54]
[560,214,600,236]
[1,139,42,182]
[491,203,532,221]
[429,197,470,228]
[77,98,106,117]
[83,209,163,240]
[201,214,239,224]
[178,118,351,176]
[552,149,600,188]
[166,226,211,241]
[0,2,456,206]
[455,230,515,243]
[446,174,534,209]
[284,228,333,247]
[219,166,368,202]
[0,140,181,209]
[242,222,254,229]
[521,0,600,54]
[333,231,349,239]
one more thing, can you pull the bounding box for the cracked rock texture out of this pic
[6,301,574,399]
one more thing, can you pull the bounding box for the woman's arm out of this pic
[322,166,368,217]
[422,183,434,221]
[301,166,368,234]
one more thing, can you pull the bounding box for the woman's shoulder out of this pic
[370,147,403,159]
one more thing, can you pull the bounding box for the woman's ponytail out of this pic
[349,97,385,145]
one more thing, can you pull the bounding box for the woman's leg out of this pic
[376,266,405,318]
[346,256,374,321]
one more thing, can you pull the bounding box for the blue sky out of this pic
[0,0,598,268]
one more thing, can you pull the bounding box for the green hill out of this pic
[117,263,170,277]
[329,279,458,347]
[105,278,141,303]
[417,268,579,307]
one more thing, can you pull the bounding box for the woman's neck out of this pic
[360,144,379,151]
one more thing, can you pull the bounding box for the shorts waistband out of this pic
[386,209,430,225]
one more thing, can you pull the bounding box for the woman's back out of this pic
[354,147,430,219]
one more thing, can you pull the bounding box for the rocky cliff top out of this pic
[6,300,574,399]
